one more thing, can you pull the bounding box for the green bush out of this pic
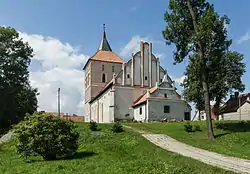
[194,125,202,131]
[13,112,79,160]
[89,120,99,131]
[215,122,226,129]
[111,121,124,133]
[184,122,193,133]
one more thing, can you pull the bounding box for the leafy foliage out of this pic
[89,120,99,131]
[13,112,79,160]
[194,125,202,132]
[162,0,245,138]
[0,26,38,129]
[111,122,124,133]
[184,122,193,133]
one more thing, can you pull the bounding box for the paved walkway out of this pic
[125,126,250,174]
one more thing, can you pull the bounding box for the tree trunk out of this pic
[214,99,221,120]
[198,110,201,121]
[187,0,214,139]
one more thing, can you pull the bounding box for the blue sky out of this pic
[0,0,249,115]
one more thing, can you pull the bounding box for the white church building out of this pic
[83,27,191,123]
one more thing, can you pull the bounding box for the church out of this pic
[83,27,191,123]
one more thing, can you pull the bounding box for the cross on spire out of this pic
[103,24,106,32]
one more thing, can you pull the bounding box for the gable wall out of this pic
[147,100,191,121]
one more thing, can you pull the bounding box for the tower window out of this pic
[127,74,130,78]
[112,65,115,72]
[164,105,170,113]
[139,107,142,115]
[145,76,148,80]
[164,94,167,98]
[102,65,104,71]
[102,74,106,83]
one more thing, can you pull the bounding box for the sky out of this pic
[0,0,249,117]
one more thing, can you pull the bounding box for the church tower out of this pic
[83,25,125,122]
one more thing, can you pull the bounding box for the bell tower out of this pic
[83,25,125,122]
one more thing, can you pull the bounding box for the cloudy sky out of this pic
[0,0,249,117]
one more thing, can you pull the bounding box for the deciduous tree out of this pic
[0,26,38,129]
[162,0,245,138]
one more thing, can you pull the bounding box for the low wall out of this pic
[62,116,85,122]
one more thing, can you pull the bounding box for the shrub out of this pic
[13,112,79,160]
[215,122,226,129]
[89,120,98,131]
[111,121,124,133]
[184,122,193,133]
[194,125,202,131]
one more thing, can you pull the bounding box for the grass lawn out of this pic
[0,123,234,174]
[128,120,250,160]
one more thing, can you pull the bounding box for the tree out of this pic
[182,51,245,121]
[162,0,238,139]
[0,26,38,129]
[209,51,245,119]
[182,55,205,121]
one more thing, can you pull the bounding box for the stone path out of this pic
[125,126,250,174]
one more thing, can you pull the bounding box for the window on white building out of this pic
[145,76,147,80]
[102,74,106,83]
[184,112,190,120]
[102,65,104,71]
[112,65,115,72]
[127,74,130,78]
[164,94,167,98]
[139,107,142,115]
[164,105,170,113]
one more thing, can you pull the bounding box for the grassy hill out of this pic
[128,120,250,160]
[0,123,233,174]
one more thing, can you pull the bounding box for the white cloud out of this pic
[120,36,149,57]
[238,31,250,44]
[119,35,165,59]
[20,32,88,69]
[155,53,165,60]
[224,22,229,32]
[19,32,88,115]
[171,75,186,84]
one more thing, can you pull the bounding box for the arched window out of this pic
[102,74,106,83]
[102,65,104,71]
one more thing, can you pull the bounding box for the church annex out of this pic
[83,27,191,123]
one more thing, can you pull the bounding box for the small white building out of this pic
[83,27,191,123]
[219,92,250,120]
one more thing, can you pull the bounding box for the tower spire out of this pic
[99,24,112,51]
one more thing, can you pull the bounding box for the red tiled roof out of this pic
[133,87,157,106]
[219,92,250,114]
[83,50,125,70]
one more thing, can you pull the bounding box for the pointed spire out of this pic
[162,70,168,83]
[99,24,112,51]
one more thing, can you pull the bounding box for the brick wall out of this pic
[44,111,85,122]
[62,115,85,122]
